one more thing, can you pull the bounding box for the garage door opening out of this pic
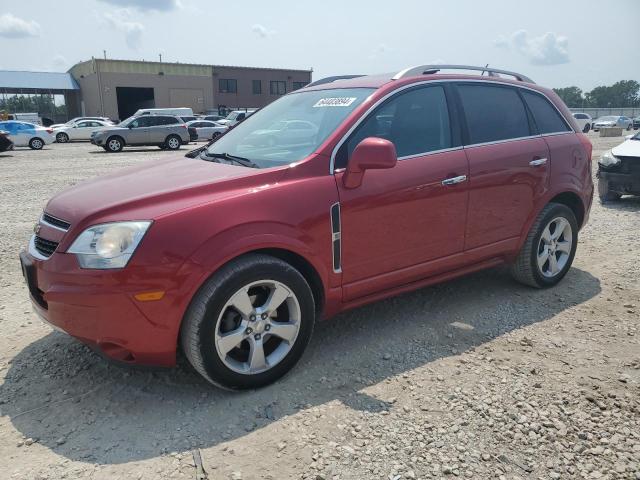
[116,87,155,121]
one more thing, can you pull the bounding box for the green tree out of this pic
[553,86,584,107]
[585,80,640,107]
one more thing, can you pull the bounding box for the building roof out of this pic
[0,71,79,91]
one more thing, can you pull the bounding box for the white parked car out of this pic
[54,119,112,143]
[572,113,592,133]
[186,120,228,141]
[50,117,113,130]
[593,116,633,131]
[0,121,54,149]
[216,110,257,127]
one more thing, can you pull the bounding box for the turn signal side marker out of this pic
[134,291,165,302]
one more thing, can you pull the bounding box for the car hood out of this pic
[44,155,287,228]
[612,139,640,158]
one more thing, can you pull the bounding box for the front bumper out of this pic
[91,137,105,146]
[19,242,194,366]
[598,169,640,195]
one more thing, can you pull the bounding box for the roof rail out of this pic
[306,75,365,88]
[392,64,534,83]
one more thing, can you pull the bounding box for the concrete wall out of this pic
[69,59,312,120]
[569,107,640,119]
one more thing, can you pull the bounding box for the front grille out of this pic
[42,213,70,231]
[34,235,59,258]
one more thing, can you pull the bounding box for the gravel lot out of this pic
[0,134,638,480]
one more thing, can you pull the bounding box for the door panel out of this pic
[464,137,550,250]
[336,148,469,300]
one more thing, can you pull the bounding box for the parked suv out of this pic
[91,114,190,152]
[20,65,593,389]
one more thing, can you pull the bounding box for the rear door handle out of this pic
[529,158,548,167]
[441,175,467,186]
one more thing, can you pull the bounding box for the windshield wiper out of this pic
[201,151,260,169]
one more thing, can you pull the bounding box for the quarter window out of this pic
[337,85,452,168]
[270,81,286,95]
[219,79,238,94]
[521,90,571,134]
[457,84,530,144]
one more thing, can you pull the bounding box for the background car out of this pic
[0,121,54,149]
[572,112,592,133]
[633,116,640,130]
[216,110,256,127]
[186,120,228,141]
[0,130,14,152]
[597,130,640,201]
[50,117,113,130]
[54,119,112,143]
[90,114,190,152]
[593,115,633,131]
[202,115,225,122]
[244,119,319,147]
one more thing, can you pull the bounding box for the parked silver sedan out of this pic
[186,120,228,141]
[593,115,633,131]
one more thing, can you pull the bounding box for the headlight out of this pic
[599,150,621,167]
[67,221,151,269]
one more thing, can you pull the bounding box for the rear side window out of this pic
[521,90,571,134]
[338,85,452,166]
[457,84,530,144]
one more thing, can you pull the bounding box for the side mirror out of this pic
[343,137,397,189]
[128,124,135,129]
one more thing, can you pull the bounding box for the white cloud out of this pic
[0,13,41,38]
[97,0,180,11]
[251,24,276,38]
[495,30,569,66]
[102,9,144,50]
[51,54,69,71]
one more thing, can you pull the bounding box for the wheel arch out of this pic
[548,191,585,228]
[106,134,126,145]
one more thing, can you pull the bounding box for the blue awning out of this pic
[0,71,79,91]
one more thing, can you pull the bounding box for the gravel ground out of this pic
[0,134,638,480]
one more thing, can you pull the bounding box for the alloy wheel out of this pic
[108,139,121,151]
[214,280,301,375]
[537,217,573,278]
[167,137,180,149]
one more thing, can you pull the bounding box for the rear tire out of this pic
[510,203,578,288]
[582,124,590,133]
[105,136,124,152]
[165,134,181,150]
[29,138,44,150]
[56,132,69,143]
[598,177,621,203]
[181,254,315,390]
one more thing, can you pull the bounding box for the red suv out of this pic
[20,65,593,389]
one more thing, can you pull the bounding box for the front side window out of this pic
[521,90,571,134]
[458,84,530,144]
[270,81,286,95]
[206,87,374,168]
[336,85,452,167]
[219,79,238,94]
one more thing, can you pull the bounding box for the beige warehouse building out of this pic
[69,58,312,120]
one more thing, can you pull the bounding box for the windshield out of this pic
[206,88,374,168]
[118,116,135,126]
[598,116,617,122]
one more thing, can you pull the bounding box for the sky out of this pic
[0,0,638,91]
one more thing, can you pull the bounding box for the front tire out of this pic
[56,132,69,143]
[181,254,315,390]
[105,136,124,152]
[582,124,590,133]
[510,203,578,288]
[598,177,621,203]
[165,134,181,150]
[29,138,44,150]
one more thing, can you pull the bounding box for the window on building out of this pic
[219,79,238,94]
[252,80,262,95]
[270,81,286,95]
[457,84,530,144]
[292,82,308,91]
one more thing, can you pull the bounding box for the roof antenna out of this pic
[481,64,489,76]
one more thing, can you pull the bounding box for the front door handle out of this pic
[529,158,548,167]
[441,175,467,186]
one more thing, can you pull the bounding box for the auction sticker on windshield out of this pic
[313,97,357,108]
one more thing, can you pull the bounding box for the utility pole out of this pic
[159,53,162,62]
[103,50,107,60]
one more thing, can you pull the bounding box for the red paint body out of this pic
[23,74,593,366]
